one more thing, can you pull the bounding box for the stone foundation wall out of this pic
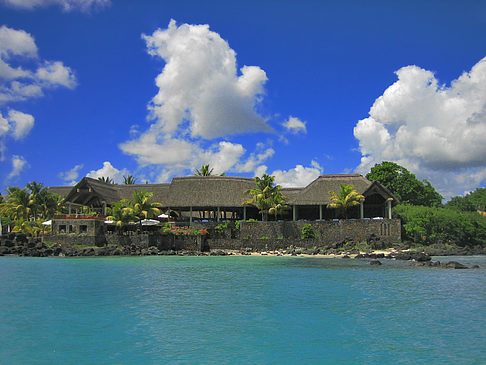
[239,219,400,246]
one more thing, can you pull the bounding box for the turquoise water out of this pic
[0,256,485,364]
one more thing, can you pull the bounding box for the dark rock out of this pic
[443,261,468,269]
[3,239,14,248]
[370,260,382,266]
[342,255,350,259]
[15,233,28,244]
[471,265,480,269]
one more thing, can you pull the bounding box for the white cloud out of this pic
[7,154,27,180]
[141,20,271,139]
[7,109,34,139]
[0,25,37,58]
[283,116,307,134]
[354,57,486,198]
[59,163,83,185]
[86,161,129,184]
[0,26,77,104]
[36,61,77,89]
[121,20,279,181]
[272,160,323,187]
[0,25,75,161]
[0,0,110,12]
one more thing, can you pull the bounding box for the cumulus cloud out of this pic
[0,0,110,12]
[272,160,323,187]
[283,116,307,134]
[86,161,129,184]
[6,154,27,180]
[0,26,77,104]
[59,163,83,185]
[0,25,76,161]
[354,57,486,198]
[141,19,271,139]
[121,20,277,180]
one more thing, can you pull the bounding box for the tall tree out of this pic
[328,184,365,218]
[244,174,286,221]
[366,161,442,207]
[124,190,163,229]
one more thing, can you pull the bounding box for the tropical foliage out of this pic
[366,161,442,207]
[244,174,287,221]
[0,181,63,234]
[394,204,486,246]
[123,175,138,185]
[445,188,486,212]
[328,184,365,218]
[194,164,225,176]
[98,176,114,184]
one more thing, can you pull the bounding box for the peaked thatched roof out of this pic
[116,183,170,204]
[164,176,256,208]
[288,174,372,205]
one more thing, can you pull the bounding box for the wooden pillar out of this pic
[189,206,193,225]
[293,205,297,221]
[217,207,220,222]
[243,206,247,221]
[319,205,323,220]
[102,201,107,215]
[387,200,392,219]
[360,201,364,219]
[68,204,72,214]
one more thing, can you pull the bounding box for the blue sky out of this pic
[1,0,486,199]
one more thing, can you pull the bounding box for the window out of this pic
[69,225,75,233]
[59,225,66,233]
[79,225,88,233]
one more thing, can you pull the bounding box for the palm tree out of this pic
[328,184,365,219]
[268,190,288,221]
[3,188,33,221]
[106,200,135,234]
[123,175,138,185]
[194,164,214,176]
[124,190,162,229]
[244,174,286,221]
[194,164,226,176]
[98,176,114,184]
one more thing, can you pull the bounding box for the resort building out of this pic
[49,173,398,222]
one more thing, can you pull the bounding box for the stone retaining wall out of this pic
[239,219,400,246]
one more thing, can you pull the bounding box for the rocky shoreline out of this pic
[0,233,483,269]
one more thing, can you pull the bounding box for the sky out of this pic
[1,0,486,200]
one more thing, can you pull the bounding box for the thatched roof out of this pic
[62,177,121,206]
[165,176,256,208]
[53,173,398,209]
[116,183,170,204]
[47,186,72,197]
[288,174,372,205]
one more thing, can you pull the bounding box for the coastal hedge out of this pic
[393,205,486,246]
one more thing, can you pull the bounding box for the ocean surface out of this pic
[0,255,485,364]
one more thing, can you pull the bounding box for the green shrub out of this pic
[301,224,316,239]
[394,204,486,246]
[259,236,269,239]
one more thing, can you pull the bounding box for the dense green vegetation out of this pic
[0,181,63,235]
[394,205,486,246]
[366,162,486,246]
[445,188,486,212]
[366,161,442,207]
